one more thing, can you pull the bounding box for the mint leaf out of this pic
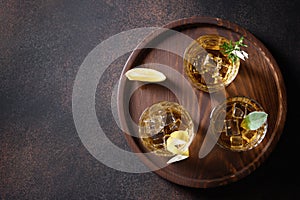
[241,111,268,130]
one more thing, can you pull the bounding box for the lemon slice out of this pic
[125,68,166,82]
[166,130,190,156]
[166,130,190,164]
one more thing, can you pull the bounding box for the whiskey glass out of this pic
[138,101,194,156]
[184,34,240,92]
[210,96,267,151]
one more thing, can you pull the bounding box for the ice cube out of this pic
[230,135,243,148]
[149,115,165,135]
[165,112,176,125]
[164,118,181,133]
[224,119,240,136]
[242,130,257,143]
[232,104,244,119]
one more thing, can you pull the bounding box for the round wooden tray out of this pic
[117,16,287,188]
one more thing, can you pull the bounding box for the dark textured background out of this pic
[1,0,299,199]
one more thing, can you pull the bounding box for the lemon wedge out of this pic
[166,130,190,164]
[125,68,166,82]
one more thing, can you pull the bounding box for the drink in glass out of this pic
[184,34,240,92]
[210,96,267,151]
[138,101,194,156]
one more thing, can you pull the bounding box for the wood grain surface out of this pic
[117,17,287,188]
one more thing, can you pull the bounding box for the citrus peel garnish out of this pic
[125,68,166,82]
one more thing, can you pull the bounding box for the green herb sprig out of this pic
[241,111,268,130]
[220,36,248,63]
